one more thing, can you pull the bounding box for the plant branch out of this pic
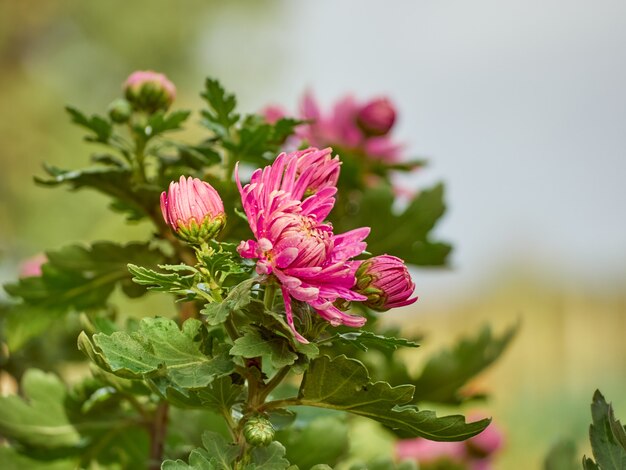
[261,397,300,411]
[148,401,169,470]
[258,366,290,403]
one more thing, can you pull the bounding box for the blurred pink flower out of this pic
[396,419,504,470]
[236,148,370,342]
[297,92,402,162]
[160,176,226,244]
[354,255,417,311]
[261,105,287,125]
[19,253,47,278]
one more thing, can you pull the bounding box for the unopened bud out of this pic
[356,98,396,136]
[124,70,176,113]
[107,98,132,123]
[160,176,226,244]
[243,415,275,447]
[355,255,416,311]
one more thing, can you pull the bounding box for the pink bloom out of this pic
[357,98,396,136]
[236,148,370,342]
[124,70,176,112]
[354,255,417,311]
[160,176,226,244]
[297,92,402,162]
[261,105,287,124]
[19,254,47,278]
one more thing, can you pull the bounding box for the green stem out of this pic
[134,136,147,184]
[261,397,300,412]
[258,366,290,403]
[263,283,276,310]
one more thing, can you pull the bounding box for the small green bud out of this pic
[243,415,275,447]
[107,98,132,123]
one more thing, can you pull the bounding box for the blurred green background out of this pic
[2,1,626,468]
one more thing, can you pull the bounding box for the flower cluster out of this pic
[264,93,402,162]
[236,147,370,342]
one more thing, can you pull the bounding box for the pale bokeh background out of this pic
[2,1,626,467]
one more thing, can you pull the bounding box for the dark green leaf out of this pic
[79,318,234,391]
[163,431,240,470]
[201,78,239,137]
[201,278,255,326]
[544,439,579,470]
[66,106,112,143]
[587,390,626,469]
[411,323,518,405]
[583,457,601,469]
[196,376,245,414]
[128,263,198,299]
[145,110,191,136]
[297,355,490,441]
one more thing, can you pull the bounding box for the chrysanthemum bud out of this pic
[356,98,396,136]
[243,415,275,447]
[124,70,176,113]
[355,255,417,311]
[107,98,132,123]
[160,176,226,244]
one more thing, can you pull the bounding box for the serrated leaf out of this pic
[587,390,626,469]
[335,331,419,352]
[296,355,489,441]
[410,323,518,405]
[201,78,239,137]
[196,376,245,413]
[544,439,579,470]
[231,328,298,369]
[175,142,222,169]
[201,278,255,325]
[163,431,240,470]
[80,318,234,391]
[145,109,191,136]
[128,263,198,299]
[245,442,291,470]
[66,106,112,143]
[583,457,601,469]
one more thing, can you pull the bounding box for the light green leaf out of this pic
[128,263,198,299]
[80,318,234,390]
[296,355,489,441]
[201,279,255,326]
[231,329,298,369]
[196,376,245,414]
[163,431,240,470]
[334,331,419,352]
[246,442,290,470]
[0,447,77,470]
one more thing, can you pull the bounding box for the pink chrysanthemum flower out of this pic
[124,70,176,113]
[236,148,370,342]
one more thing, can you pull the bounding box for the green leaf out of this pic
[66,106,112,143]
[162,431,241,470]
[196,376,245,414]
[79,318,234,391]
[175,142,222,169]
[128,263,198,299]
[586,390,626,469]
[296,355,489,441]
[333,184,451,266]
[245,442,291,470]
[34,164,160,221]
[276,416,348,469]
[2,242,164,350]
[0,447,76,470]
[145,109,191,136]
[201,78,239,137]
[201,278,255,325]
[334,331,419,352]
[583,457,601,470]
[231,328,298,369]
[410,323,518,404]
[544,439,579,470]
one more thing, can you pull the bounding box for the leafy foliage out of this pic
[544,439,580,470]
[294,355,490,441]
[409,323,518,404]
[330,330,420,352]
[78,318,234,393]
[65,106,112,143]
[2,242,164,350]
[584,390,626,469]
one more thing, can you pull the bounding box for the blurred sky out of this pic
[2,0,626,302]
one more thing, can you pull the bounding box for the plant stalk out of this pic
[148,401,169,470]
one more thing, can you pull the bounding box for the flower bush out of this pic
[0,72,518,469]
